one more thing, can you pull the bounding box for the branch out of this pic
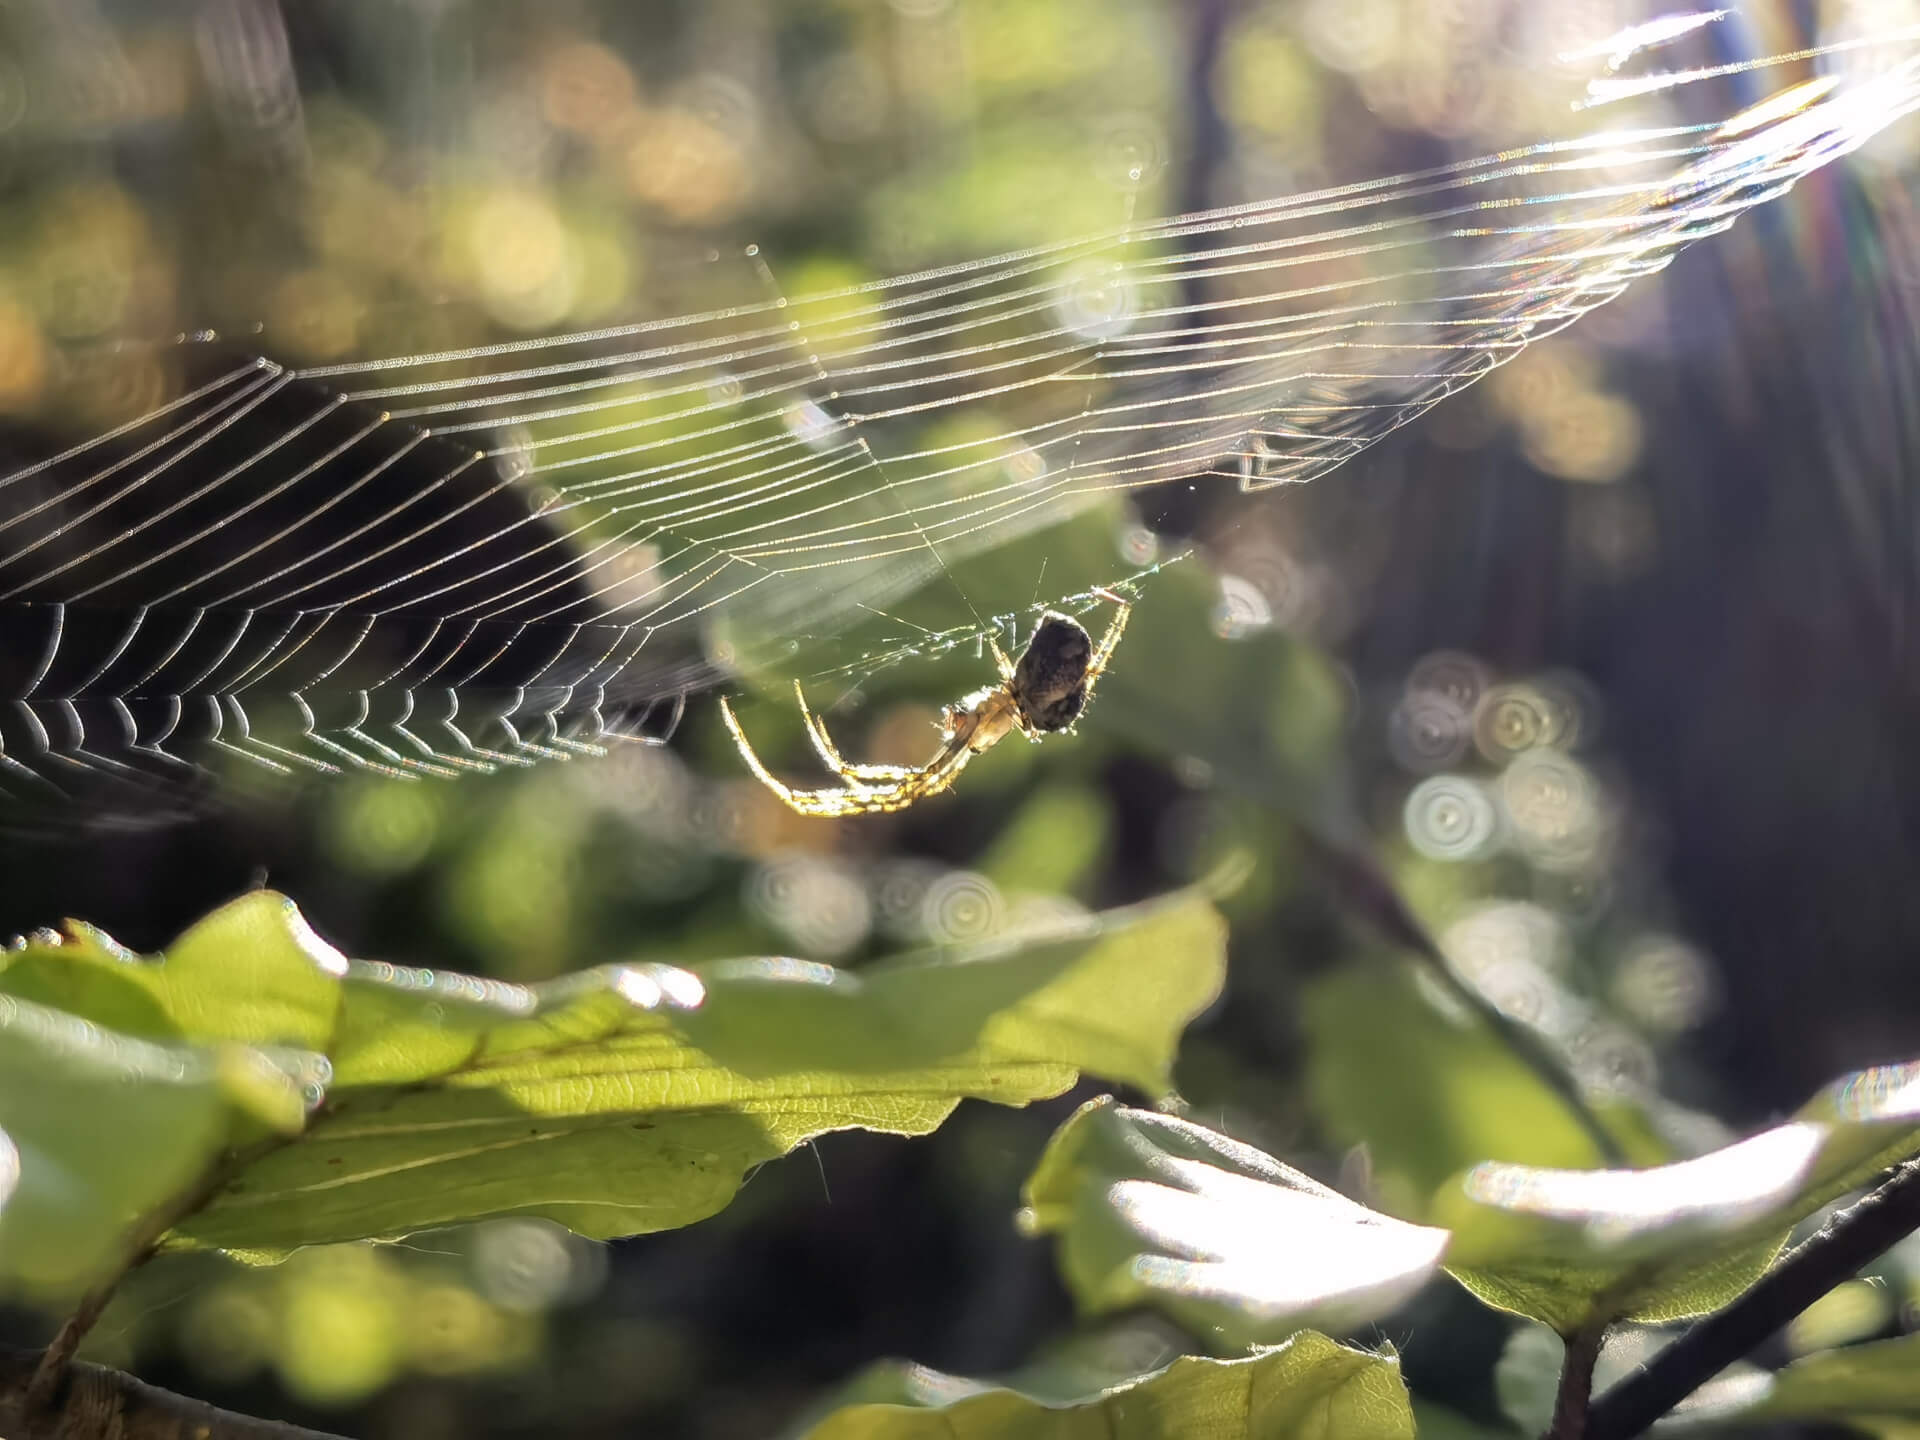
[1296,827,1629,1166]
[24,1159,235,1412]
[1547,1321,1607,1440]
[0,1347,350,1440]
[1589,1157,1920,1440]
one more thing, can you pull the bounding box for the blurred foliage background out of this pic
[2,0,1920,1435]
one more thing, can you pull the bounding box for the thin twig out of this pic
[1548,1320,1609,1440]
[24,1159,234,1414]
[0,1346,348,1440]
[1589,1158,1920,1440]
[1297,827,1629,1166]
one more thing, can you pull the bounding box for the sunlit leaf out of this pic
[795,1329,1414,1440]
[1438,1125,1816,1330]
[1019,1099,1449,1347]
[0,992,310,1297]
[0,886,1221,1266]
[1438,1061,1920,1332]
[1796,1060,1920,1205]
[0,896,348,1049]
[1783,1280,1896,1355]
[0,885,1218,1254]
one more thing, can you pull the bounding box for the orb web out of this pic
[2,16,1916,817]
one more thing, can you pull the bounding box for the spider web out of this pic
[2,16,1917,819]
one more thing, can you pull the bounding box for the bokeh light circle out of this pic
[1116,523,1161,566]
[1388,691,1472,771]
[1093,114,1168,189]
[1210,574,1273,640]
[1407,650,1489,714]
[1053,261,1135,340]
[870,859,941,941]
[1500,750,1602,869]
[1612,934,1717,1034]
[472,1217,606,1313]
[1403,774,1498,861]
[1570,1022,1658,1096]
[747,854,872,958]
[1474,683,1556,762]
[920,870,1004,942]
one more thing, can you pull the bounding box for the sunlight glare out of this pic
[1464,1121,1828,1244]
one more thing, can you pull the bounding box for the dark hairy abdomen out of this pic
[1012,614,1092,731]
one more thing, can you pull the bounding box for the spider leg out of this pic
[989,633,1015,683]
[874,733,975,806]
[1075,588,1133,711]
[791,680,917,783]
[850,738,982,813]
[719,697,824,806]
[720,694,975,817]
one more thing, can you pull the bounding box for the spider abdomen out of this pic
[1011,612,1093,731]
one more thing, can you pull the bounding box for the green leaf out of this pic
[0,887,1222,1279]
[1438,1060,1920,1332]
[1019,1099,1449,1347]
[0,992,310,1297]
[677,885,1223,1097]
[795,1329,1414,1440]
[0,885,1213,1255]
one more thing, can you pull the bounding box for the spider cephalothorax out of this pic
[720,589,1131,817]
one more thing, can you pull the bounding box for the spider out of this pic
[719,589,1132,816]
